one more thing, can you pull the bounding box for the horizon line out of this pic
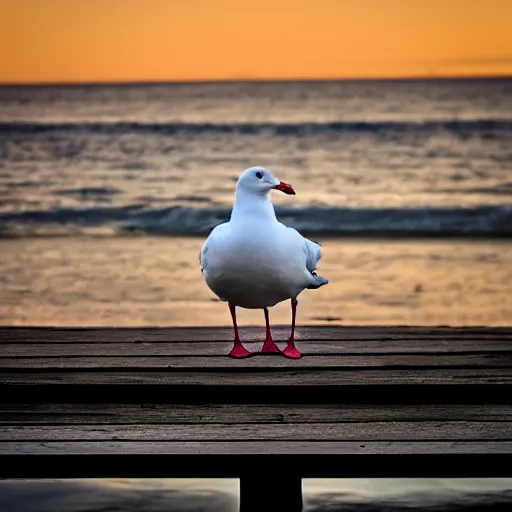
[1,73,511,87]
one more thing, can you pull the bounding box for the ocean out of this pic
[1,79,512,240]
[0,78,511,510]
[1,78,511,327]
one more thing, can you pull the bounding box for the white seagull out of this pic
[200,166,328,359]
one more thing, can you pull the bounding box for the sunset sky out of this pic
[1,0,511,83]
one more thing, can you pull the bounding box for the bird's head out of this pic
[236,166,295,196]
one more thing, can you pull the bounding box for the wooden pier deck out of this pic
[1,325,512,511]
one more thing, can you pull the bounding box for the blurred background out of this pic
[1,1,512,329]
[0,0,511,328]
[1,0,512,510]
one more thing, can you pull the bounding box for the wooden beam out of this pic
[2,368,511,385]
[2,353,512,368]
[3,403,512,423]
[2,339,512,354]
[1,326,511,343]
[2,422,512,441]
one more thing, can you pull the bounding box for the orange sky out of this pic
[1,0,511,83]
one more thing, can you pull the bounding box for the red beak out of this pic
[274,181,295,195]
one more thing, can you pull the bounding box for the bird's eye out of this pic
[255,171,263,179]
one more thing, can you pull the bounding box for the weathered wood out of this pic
[2,326,511,343]
[2,353,511,369]
[2,369,511,385]
[2,422,511,441]
[7,440,511,455]
[3,339,512,355]
[1,325,511,489]
[3,403,511,424]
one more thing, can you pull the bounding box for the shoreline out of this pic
[1,236,511,328]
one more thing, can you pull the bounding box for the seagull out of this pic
[200,166,328,359]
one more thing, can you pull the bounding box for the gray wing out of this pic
[303,238,322,274]
[285,226,328,288]
[303,238,328,288]
[286,226,322,272]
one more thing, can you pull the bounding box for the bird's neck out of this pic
[231,189,277,223]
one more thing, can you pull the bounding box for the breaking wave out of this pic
[1,204,511,239]
[1,119,512,136]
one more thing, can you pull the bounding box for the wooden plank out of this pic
[2,326,511,343]
[2,440,511,455]
[2,339,511,356]
[3,403,512,424]
[2,369,511,386]
[2,422,511,441]
[2,353,511,369]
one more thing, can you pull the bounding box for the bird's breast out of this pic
[204,231,305,308]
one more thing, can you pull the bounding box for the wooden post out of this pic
[239,477,303,512]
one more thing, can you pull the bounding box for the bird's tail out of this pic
[307,274,329,289]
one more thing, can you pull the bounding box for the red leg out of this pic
[283,298,302,359]
[228,303,251,358]
[260,307,281,354]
